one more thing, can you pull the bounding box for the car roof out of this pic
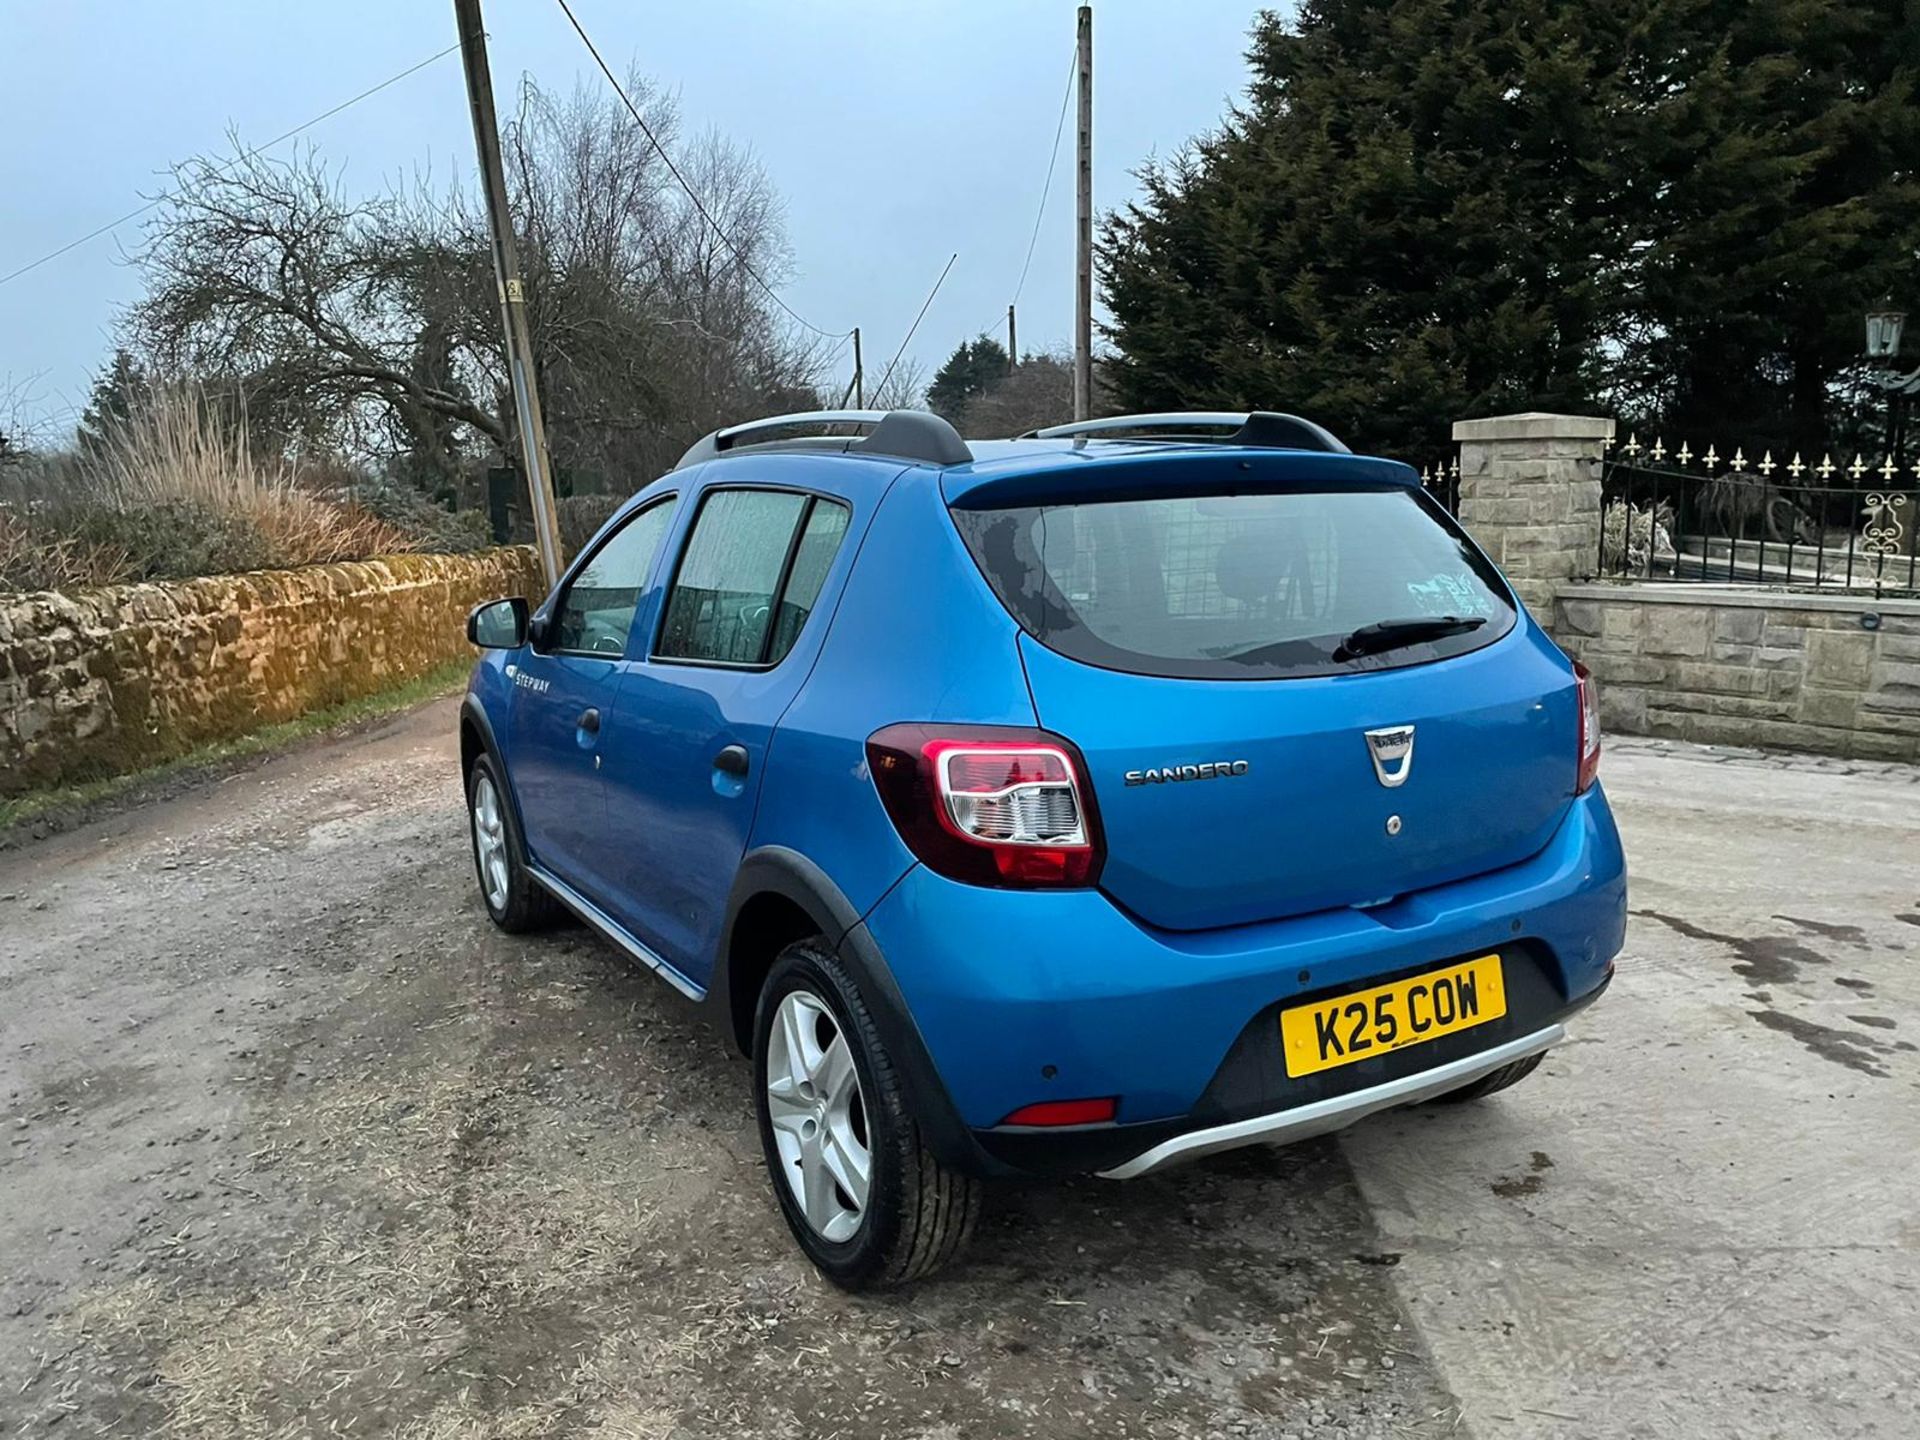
[940,437,1420,506]
[668,409,1420,507]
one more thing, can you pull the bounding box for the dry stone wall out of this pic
[0,548,544,796]
[1453,412,1918,763]
[1552,584,1920,762]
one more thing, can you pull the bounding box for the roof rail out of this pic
[675,409,973,471]
[1021,411,1351,454]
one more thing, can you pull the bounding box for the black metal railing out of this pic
[1419,457,1459,515]
[1598,456,1917,598]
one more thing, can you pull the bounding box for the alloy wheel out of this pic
[765,989,871,1242]
[471,772,510,913]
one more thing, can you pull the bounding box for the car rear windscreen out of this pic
[952,486,1517,679]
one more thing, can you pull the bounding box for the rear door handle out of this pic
[578,707,601,735]
[713,744,750,777]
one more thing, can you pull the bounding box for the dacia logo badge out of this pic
[1364,725,1415,788]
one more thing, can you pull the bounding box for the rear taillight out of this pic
[1574,661,1601,793]
[866,723,1104,888]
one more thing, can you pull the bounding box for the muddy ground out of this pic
[2,698,1915,1438]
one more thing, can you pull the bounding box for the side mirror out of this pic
[466,596,529,649]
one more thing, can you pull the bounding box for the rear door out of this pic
[954,483,1580,931]
[598,482,858,985]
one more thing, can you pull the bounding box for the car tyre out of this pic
[1433,1050,1545,1103]
[753,938,981,1290]
[467,752,560,933]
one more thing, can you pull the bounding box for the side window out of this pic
[552,499,676,656]
[657,490,852,666]
[768,499,852,663]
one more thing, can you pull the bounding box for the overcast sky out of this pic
[0,1,1264,440]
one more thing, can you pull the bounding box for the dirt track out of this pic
[2,696,1916,1438]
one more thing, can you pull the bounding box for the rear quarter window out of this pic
[953,486,1516,679]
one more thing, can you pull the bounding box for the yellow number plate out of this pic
[1280,955,1507,1078]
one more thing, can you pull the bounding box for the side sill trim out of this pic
[528,865,706,1002]
[1097,1023,1566,1181]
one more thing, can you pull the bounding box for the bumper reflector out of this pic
[999,1097,1118,1127]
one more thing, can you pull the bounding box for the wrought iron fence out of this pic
[1419,457,1460,515]
[1599,436,1917,599]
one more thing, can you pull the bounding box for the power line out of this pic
[970,46,1077,344]
[871,252,958,404]
[552,0,850,341]
[0,41,464,291]
[1012,48,1078,310]
[819,330,856,403]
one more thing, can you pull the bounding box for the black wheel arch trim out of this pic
[713,848,863,1051]
[459,693,533,851]
[715,848,1007,1180]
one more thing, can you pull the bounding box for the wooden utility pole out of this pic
[1073,4,1093,420]
[852,327,864,408]
[454,0,565,588]
[1007,304,1018,374]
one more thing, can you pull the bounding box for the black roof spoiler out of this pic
[675,409,973,471]
[1021,411,1351,454]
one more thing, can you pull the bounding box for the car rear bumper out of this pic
[850,786,1626,1179]
[1096,1022,1564,1178]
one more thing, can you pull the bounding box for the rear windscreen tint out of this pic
[953,487,1516,679]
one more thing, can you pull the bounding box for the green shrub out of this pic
[347,476,492,555]
[66,499,279,581]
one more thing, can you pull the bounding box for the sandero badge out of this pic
[1123,760,1252,786]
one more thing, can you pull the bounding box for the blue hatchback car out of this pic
[461,409,1626,1289]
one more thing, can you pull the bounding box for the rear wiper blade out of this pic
[1335,615,1485,660]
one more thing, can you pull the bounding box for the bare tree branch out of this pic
[127,77,833,490]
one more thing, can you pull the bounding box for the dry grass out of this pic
[0,504,131,592]
[0,387,413,592]
[85,387,413,571]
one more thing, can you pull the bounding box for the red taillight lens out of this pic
[1574,661,1601,793]
[1000,1097,1118,1127]
[866,724,1105,888]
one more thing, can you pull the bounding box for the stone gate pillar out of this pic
[1451,412,1614,613]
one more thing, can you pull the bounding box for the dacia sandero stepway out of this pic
[460,409,1626,1289]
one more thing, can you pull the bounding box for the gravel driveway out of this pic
[2,697,1915,1438]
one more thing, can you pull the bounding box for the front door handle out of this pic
[713,744,750,777]
[578,707,601,735]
